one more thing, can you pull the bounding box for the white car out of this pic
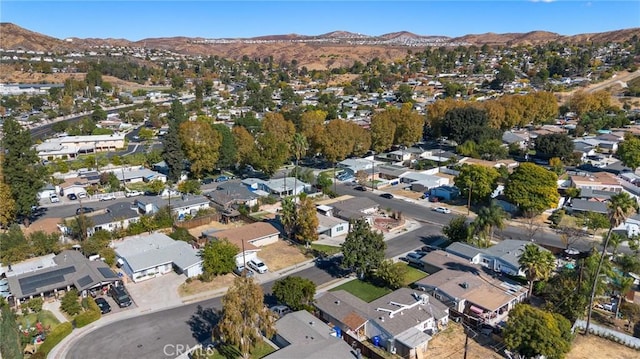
[100,194,117,201]
[49,194,60,203]
[248,259,269,274]
[125,190,143,197]
[433,207,451,214]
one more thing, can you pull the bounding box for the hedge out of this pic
[37,322,72,355]
[74,297,101,328]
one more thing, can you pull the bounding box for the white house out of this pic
[36,133,126,160]
[89,202,140,235]
[135,194,210,220]
[113,233,203,282]
[316,213,349,238]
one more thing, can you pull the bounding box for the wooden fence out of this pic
[342,331,388,359]
[173,213,220,229]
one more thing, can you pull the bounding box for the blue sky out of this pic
[1,1,638,41]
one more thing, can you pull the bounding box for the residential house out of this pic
[569,172,623,193]
[4,250,119,305]
[135,194,210,220]
[204,222,279,266]
[206,182,259,209]
[316,212,349,238]
[429,186,460,201]
[619,213,640,237]
[324,197,379,224]
[377,164,413,185]
[458,157,519,170]
[38,183,57,200]
[113,233,203,282]
[266,310,353,359]
[501,131,529,149]
[110,167,167,184]
[573,141,597,162]
[89,202,140,235]
[579,188,617,201]
[315,288,449,359]
[261,177,311,197]
[401,172,450,193]
[415,250,527,326]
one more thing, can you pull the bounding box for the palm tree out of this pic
[518,243,556,298]
[585,192,637,334]
[473,203,507,243]
[291,133,308,197]
[612,273,634,319]
[604,232,627,257]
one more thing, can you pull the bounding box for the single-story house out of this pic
[4,250,119,304]
[401,172,449,192]
[135,194,210,220]
[89,202,140,235]
[38,183,57,200]
[266,310,353,359]
[206,182,259,209]
[36,133,126,160]
[325,197,379,224]
[110,167,167,184]
[261,177,311,198]
[569,172,623,193]
[316,213,349,238]
[113,233,203,282]
[206,222,280,248]
[565,198,608,215]
[315,288,449,359]
[415,250,527,326]
[377,164,413,184]
[337,158,377,174]
[429,186,460,201]
[501,131,529,149]
[617,213,640,237]
[579,188,617,201]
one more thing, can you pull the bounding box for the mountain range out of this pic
[1,23,639,69]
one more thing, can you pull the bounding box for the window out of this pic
[336,226,344,232]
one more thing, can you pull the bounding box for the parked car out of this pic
[433,207,451,214]
[108,286,132,308]
[125,190,143,197]
[406,252,425,265]
[270,305,292,318]
[379,193,394,199]
[248,258,269,274]
[77,192,87,199]
[67,193,78,200]
[49,194,60,203]
[233,265,255,278]
[100,193,117,201]
[95,297,112,314]
[76,207,95,215]
[215,175,230,182]
[354,186,367,192]
[201,178,214,185]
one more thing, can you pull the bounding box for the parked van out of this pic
[109,286,132,308]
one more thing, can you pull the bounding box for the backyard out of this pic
[16,310,60,332]
[402,264,428,286]
[204,341,275,359]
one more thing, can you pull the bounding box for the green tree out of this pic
[315,172,333,193]
[0,303,22,359]
[472,203,507,243]
[177,179,202,195]
[617,135,640,170]
[441,107,501,145]
[2,117,47,226]
[375,259,408,289]
[254,113,295,176]
[296,195,319,246]
[82,230,111,256]
[0,182,16,227]
[503,304,573,359]
[146,179,165,195]
[291,133,308,192]
[518,243,556,297]
[504,163,559,214]
[90,106,107,122]
[60,289,82,316]
[395,84,414,103]
[216,277,277,359]
[280,197,297,239]
[29,231,61,256]
[611,272,635,319]
[212,123,238,170]
[162,100,187,182]
[201,239,239,280]
[586,191,637,334]
[179,119,222,178]
[454,164,500,204]
[138,127,154,141]
[534,133,574,160]
[272,276,316,311]
[370,110,396,153]
[442,215,470,243]
[580,211,609,238]
[341,219,386,279]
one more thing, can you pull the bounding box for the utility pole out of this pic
[467,182,473,216]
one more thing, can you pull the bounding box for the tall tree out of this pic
[394,103,425,147]
[291,133,308,192]
[162,120,185,183]
[611,272,634,319]
[585,191,637,334]
[1,117,46,226]
[201,239,239,280]
[341,219,386,279]
[272,276,316,311]
[299,109,327,155]
[216,277,277,359]
[534,133,574,160]
[503,304,573,359]
[370,110,396,153]
[504,163,559,215]
[178,118,222,178]
[0,182,16,228]
[518,243,556,298]
[279,197,297,239]
[617,135,640,170]
[473,203,507,243]
[442,215,471,243]
[296,195,319,246]
[212,124,238,170]
[254,113,295,176]
[232,126,256,166]
[454,164,500,204]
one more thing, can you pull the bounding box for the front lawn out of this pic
[206,341,275,359]
[330,279,391,303]
[402,264,428,286]
[16,310,61,331]
[309,243,342,257]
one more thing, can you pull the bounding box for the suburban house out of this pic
[135,194,210,220]
[377,164,413,185]
[618,213,640,237]
[266,310,354,359]
[316,211,349,238]
[501,131,529,149]
[565,198,608,215]
[36,133,126,160]
[241,177,311,197]
[315,288,449,359]
[573,141,597,162]
[429,186,460,201]
[88,202,140,235]
[415,250,527,326]
[570,172,623,192]
[203,222,279,266]
[206,182,259,209]
[113,233,203,282]
[401,172,450,193]
[110,167,167,184]
[445,240,548,277]
[337,158,379,175]
[3,250,119,305]
[320,197,379,224]
[38,183,57,200]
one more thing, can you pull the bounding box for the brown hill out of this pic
[0,22,71,51]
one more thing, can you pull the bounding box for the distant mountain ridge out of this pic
[1,23,638,69]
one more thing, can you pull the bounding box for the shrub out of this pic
[37,322,73,355]
[22,297,44,313]
[74,297,101,328]
[60,289,82,316]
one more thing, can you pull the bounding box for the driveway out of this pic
[125,272,184,313]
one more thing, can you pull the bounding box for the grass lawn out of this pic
[309,243,342,256]
[207,341,275,359]
[402,264,428,286]
[16,310,61,331]
[330,279,391,303]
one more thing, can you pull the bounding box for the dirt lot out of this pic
[259,240,308,271]
[178,273,236,297]
[567,334,640,359]
[187,220,245,239]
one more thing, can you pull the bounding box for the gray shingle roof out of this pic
[114,233,202,272]
[568,199,608,214]
[445,242,484,260]
[91,202,139,226]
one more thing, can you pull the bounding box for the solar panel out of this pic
[97,267,118,279]
[77,275,93,288]
[18,266,76,295]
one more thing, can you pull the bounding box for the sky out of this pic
[1,1,638,41]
